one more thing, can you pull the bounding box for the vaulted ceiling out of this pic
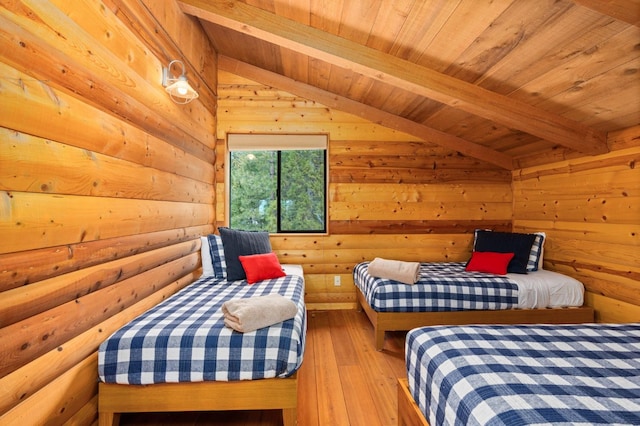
[178,0,640,169]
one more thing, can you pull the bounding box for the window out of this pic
[228,134,327,233]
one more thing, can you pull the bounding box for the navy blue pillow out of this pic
[473,231,536,274]
[218,227,272,281]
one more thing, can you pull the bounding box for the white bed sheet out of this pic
[282,264,304,278]
[509,269,584,309]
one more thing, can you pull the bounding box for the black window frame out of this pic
[275,150,327,233]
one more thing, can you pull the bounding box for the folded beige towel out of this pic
[222,294,298,333]
[367,257,421,285]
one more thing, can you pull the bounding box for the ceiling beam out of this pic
[571,0,640,27]
[179,0,609,156]
[218,56,514,170]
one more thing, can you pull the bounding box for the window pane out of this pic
[229,143,327,234]
[280,150,325,232]
[229,151,277,232]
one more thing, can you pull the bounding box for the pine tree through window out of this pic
[228,134,327,233]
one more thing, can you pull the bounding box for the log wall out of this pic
[0,2,636,423]
[0,1,216,424]
[217,71,513,309]
[513,125,640,322]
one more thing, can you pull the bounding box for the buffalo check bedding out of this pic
[98,273,306,385]
[353,261,584,312]
[354,262,516,312]
[405,323,640,425]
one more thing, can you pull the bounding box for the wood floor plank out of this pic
[328,309,361,367]
[312,312,352,425]
[379,330,410,380]
[119,310,408,425]
[338,365,384,426]
[297,312,319,426]
[342,310,404,426]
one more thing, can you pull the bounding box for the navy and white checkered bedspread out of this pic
[353,262,517,312]
[98,274,305,385]
[406,323,640,426]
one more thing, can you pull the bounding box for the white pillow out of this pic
[200,236,214,277]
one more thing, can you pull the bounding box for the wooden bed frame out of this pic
[357,287,595,350]
[98,265,306,426]
[398,378,429,426]
[98,374,298,426]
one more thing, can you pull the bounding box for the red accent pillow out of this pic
[465,251,515,275]
[238,252,286,284]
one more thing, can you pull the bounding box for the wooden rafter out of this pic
[179,0,609,157]
[571,0,640,27]
[218,56,514,170]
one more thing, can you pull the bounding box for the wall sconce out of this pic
[162,59,199,104]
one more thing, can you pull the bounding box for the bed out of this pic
[400,323,640,426]
[355,262,594,350]
[354,231,594,350]
[98,231,306,426]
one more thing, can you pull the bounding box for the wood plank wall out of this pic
[216,71,513,309]
[513,125,640,323]
[0,1,216,424]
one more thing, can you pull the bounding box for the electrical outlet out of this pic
[334,275,341,286]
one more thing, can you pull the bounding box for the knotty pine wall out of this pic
[217,71,513,310]
[513,125,640,323]
[0,1,216,424]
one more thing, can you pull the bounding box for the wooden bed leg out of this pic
[375,328,385,351]
[98,412,120,426]
[282,408,297,426]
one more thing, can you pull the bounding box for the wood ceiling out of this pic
[178,0,640,169]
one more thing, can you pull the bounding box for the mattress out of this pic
[353,261,583,312]
[98,270,306,385]
[405,323,640,426]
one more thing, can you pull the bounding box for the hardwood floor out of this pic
[120,309,408,426]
